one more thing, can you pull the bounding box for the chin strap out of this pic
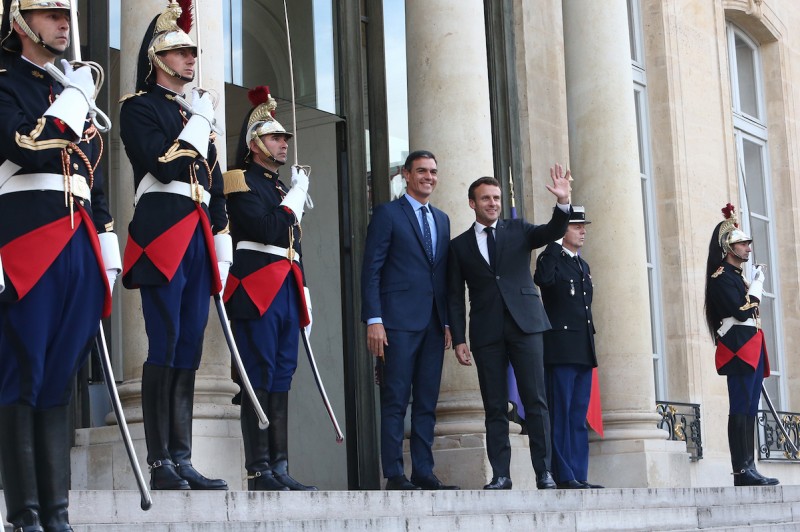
[10,6,65,57]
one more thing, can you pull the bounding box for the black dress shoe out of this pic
[483,476,512,490]
[556,479,587,489]
[536,471,556,490]
[385,475,421,490]
[411,473,459,490]
[579,480,604,489]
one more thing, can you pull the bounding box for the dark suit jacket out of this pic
[534,242,597,367]
[448,208,570,349]
[361,195,450,331]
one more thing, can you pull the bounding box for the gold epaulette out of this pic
[223,169,250,196]
[119,91,145,103]
[711,266,725,278]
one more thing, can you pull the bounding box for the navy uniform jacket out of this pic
[707,261,769,376]
[119,84,226,290]
[534,242,597,367]
[222,163,308,323]
[0,55,112,309]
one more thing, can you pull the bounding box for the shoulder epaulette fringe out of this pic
[711,266,725,278]
[223,169,250,196]
[119,91,145,103]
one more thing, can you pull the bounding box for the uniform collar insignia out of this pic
[31,69,44,79]
[711,266,725,278]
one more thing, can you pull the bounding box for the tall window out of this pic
[628,0,667,399]
[727,25,785,408]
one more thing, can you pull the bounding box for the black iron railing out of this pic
[656,401,703,461]
[756,409,800,461]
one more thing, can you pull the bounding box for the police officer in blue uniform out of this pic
[534,206,602,490]
[704,204,779,487]
[0,1,121,530]
[119,1,229,491]
[222,86,316,491]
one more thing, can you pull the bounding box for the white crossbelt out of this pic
[134,172,210,206]
[717,317,758,338]
[0,172,91,200]
[237,240,300,262]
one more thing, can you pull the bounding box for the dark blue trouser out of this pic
[0,229,104,407]
[547,363,592,483]
[231,275,300,393]
[728,348,765,416]
[140,228,211,370]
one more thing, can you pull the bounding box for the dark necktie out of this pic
[485,226,496,270]
[421,205,434,264]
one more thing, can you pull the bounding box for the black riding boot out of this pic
[729,414,771,486]
[0,405,44,532]
[34,406,73,532]
[268,392,317,491]
[170,368,228,490]
[141,364,189,490]
[241,390,288,491]
[745,415,779,485]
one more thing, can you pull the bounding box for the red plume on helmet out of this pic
[721,203,738,227]
[176,0,194,34]
[248,86,276,117]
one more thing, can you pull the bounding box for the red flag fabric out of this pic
[587,367,603,437]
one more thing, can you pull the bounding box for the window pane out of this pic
[760,296,778,374]
[735,35,759,118]
[628,0,637,62]
[634,90,645,173]
[750,218,771,291]
[384,0,409,187]
[742,139,766,215]
[763,373,781,410]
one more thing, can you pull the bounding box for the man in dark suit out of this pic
[448,168,571,490]
[534,206,603,489]
[361,150,457,490]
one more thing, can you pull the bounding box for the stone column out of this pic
[562,0,687,487]
[405,0,536,489]
[72,0,244,490]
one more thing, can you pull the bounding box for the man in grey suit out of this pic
[448,168,571,490]
[361,150,456,490]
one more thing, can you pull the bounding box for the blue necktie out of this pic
[485,226,496,270]
[421,206,434,264]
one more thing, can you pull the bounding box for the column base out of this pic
[589,437,690,488]
[71,416,245,491]
[400,433,537,490]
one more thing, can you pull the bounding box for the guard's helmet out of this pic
[1,0,71,55]
[718,203,752,258]
[137,0,196,89]
[235,85,292,167]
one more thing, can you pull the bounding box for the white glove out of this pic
[0,252,5,294]
[303,286,312,339]
[290,165,309,192]
[98,232,121,293]
[281,166,310,223]
[748,264,765,301]
[214,233,233,293]
[44,60,95,136]
[177,89,213,156]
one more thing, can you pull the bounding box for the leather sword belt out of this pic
[237,240,300,262]
[0,172,91,200]
[134,172,210,206]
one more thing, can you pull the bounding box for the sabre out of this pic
[760,384,800,458]
[300,329,343,442]
[213,294,269,429]
[43,1,112,133]
[96,323,152,511]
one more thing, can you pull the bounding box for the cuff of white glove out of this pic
[178,115,211,156]
[280,186,307,223]
[747,279,764,301]
[304,287,312,311]
[44,87,90,137]
[98,232,122,275]
[214,233,233,265]
[0,253,5,294]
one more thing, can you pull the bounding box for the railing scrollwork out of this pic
[656,401,703,461]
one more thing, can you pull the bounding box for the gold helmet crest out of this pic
[718,203,752,258]
[147,0,197,81]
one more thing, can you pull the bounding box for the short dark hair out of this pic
[468,176,501,200]
[403,150,437,171]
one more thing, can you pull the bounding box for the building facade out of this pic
[61,0,800,491]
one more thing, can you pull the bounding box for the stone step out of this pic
[3,486,799,531]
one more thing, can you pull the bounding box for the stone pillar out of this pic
[561,0,687,487]
[72,0,244,490]
[404,0,536,489]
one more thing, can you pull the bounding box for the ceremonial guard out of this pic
[222,86,316,491]
[119,0,229,491]
[534,206,602,489]
[0,0,120,530]
[704,204,778,487]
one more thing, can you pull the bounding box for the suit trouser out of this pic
[379,312,444,479]
[473,312,552,477]
[546,364,592,483]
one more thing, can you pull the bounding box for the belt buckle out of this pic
[286,247,296,261]
[191,182,204,204]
